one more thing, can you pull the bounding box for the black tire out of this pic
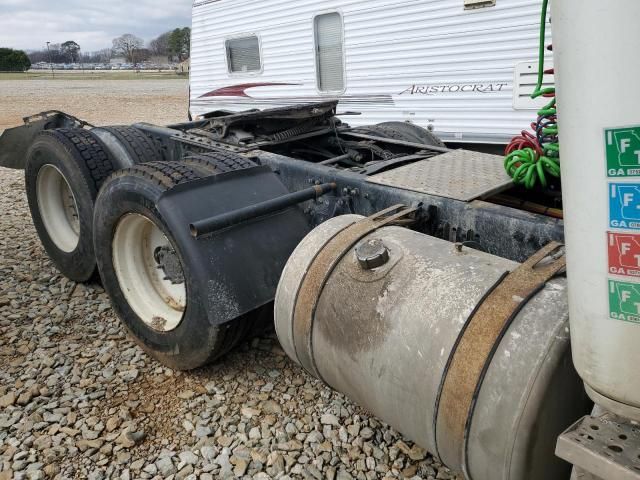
[92,125,163,167]
[182,151,256,175]
[94,161,255,370]
[359,122,446,148]
[377,121,446,147]
[25,128,116,282]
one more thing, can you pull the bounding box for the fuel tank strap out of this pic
[292,205,417,382]
[434,241,566,476]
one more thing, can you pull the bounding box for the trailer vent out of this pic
[513,61,555,110]
[226,36,261,73]
[314,13,345,92]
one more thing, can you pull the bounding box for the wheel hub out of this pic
[153,245,185,285]
[36,164,81,253]
[112,214,187,332]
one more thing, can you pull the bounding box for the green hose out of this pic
[533,0,550,96]
[504,0,560,189]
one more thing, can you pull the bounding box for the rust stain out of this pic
[291,205,416,382]
[291,218,377,379]
[161,295,186,312]
[151,316,168,330]
[315,264,393,356]
[435,242,566,472]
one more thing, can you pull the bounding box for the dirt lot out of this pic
[0,78,456,479]
[0,77,189,132]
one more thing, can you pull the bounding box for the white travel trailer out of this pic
[190,0,552,145]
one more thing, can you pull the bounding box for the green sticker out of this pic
[606,127,640,177]
[609,279,640,323]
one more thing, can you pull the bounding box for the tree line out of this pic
[0,48,31,72]
[25,27,191,66]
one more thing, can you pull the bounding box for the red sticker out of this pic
[608,232,640,277]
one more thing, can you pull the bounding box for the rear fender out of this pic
[157,165,311,326]
[0,111,91,169]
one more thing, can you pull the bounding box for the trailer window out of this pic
[314,13,345,92]
[226,36,261,73]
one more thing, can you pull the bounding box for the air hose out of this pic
[505,0,560,189]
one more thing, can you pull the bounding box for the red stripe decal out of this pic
[199,83,300,98]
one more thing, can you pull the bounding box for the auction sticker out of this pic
[608,232,640,277]
[609,183,640,230]
[606,127,640,177]
[609,279,640,323]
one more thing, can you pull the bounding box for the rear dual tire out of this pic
[91,125,163,167]
[94,162,256,370]
[25,129,116,282]
[376,121,446,147]
[25,127,163,283]
[358,121,445,148]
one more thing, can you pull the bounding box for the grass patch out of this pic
[0,71,187,81]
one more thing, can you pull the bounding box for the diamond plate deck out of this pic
[366,150,513,202]
[556,414,640,480]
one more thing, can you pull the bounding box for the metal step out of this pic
[556,413,640,480]
[366,149,513,202]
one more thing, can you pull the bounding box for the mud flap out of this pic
[0,111,89,169]
[157,165,311,326]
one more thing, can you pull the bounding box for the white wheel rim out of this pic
[36,165,81,253]
[112,214,187,332]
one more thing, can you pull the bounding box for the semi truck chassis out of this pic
[0,103,562,263]
[0,101,580,480]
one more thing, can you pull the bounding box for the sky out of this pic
[0,0,192,52]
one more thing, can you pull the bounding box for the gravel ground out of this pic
[0,79,189,131]
[0,79,457,480]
